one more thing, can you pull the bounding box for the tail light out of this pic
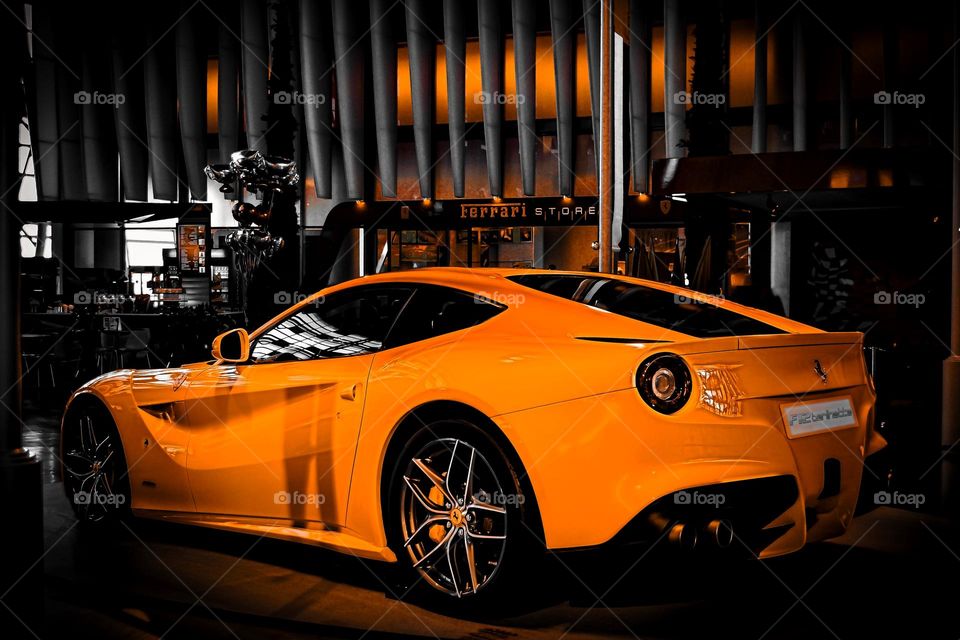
[636,353,692,414]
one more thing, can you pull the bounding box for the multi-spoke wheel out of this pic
[389,420,538,602]
[61,402,130,524]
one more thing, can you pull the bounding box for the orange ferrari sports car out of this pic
[61,268,885,601]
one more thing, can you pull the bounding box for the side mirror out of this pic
[212,328,250,363]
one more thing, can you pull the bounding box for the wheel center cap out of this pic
[450,508,465,527]
[91,462,101,473]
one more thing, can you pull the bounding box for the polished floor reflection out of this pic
[20,408,960,639]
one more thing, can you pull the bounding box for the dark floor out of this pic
[10,409,960,639]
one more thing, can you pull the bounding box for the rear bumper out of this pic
[497,384,877,556]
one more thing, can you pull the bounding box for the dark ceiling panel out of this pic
[442,0,466,198]
[370,0,398,198]
[176,8,208,201]
[30,8,61,200]
[549,0,576,196]
[477,0,503,197]
[218,18,241,166]
[299,0,334,198]
[79,32,119,202]
[582,0,600,177]
[242,0,270,153]
[143,17,180,201]
[110,23,149,202]
[282,1,306,170]
[405,0,435,200]
[54,7,85,201]
[629,0,651,194]
[332,0,366,200]
[512,0,537,196]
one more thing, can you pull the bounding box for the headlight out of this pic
[637,354,691,414]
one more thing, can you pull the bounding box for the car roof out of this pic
[324,267,818,335]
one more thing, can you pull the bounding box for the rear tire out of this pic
[386,418,539,607]
[61,401,131,525]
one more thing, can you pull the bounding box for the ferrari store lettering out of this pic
[533,204,598,223]
[461,203,528,220]
[459,202,598,225]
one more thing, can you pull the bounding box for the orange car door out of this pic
[182,356,374,525]
[182,285,414,526]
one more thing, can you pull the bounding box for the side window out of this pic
[250,286,413,363]
[384,285,504,349]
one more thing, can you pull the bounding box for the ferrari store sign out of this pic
[458,200,598,227]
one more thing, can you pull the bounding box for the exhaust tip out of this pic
[706,519,734,548]
[668,522,698,550]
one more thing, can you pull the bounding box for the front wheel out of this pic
[61,402,131,525]
[388,419,539,603]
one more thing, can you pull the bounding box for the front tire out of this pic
[61,401,131,525]
[387,418,538,604]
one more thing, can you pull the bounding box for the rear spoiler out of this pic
[737,332,864,350]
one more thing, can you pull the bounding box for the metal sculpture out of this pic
[205,149,299,315]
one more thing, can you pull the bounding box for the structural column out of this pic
[663,0,685,158]
[628,0,651,193]
[0,9,43,633]
[943,6,960,511]
[792,9,807,151]
[598,0,614,272]
[838,24,853,149]
[751,0,767,153]
[882,21,898,148]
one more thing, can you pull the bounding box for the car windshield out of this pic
[507,274,786,338]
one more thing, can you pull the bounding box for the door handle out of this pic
[340,382,361,401]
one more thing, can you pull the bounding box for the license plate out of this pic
[781,396,857,438]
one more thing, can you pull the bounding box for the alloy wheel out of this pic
[63,411,125,522]
[399,437,510,598]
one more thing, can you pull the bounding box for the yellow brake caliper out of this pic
[427,485,447,543]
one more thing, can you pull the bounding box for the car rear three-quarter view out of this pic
[59,268,884,605]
